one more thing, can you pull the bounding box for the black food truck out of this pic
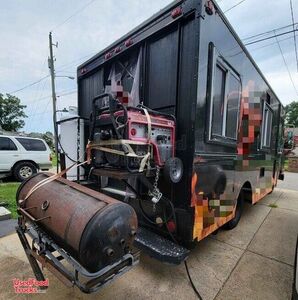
[16,0,285,294]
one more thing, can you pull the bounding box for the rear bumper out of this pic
[134,227,189,264]
[0,172,11,179]
[39,163,52,170]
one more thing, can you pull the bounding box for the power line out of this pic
[228,35,294,58]
[290,0,298,72]
[51,0,97,32]
[26,90,77,117]
[249,35,293,52]
[242,22,298,42]
[55,51,97,71]
[24,88,77,104]
[26,59,48,128]
[9,75,50,94]
[224,0,247,13]
[245,29,298,46]
[57,90,77,98]
[274,31,298,97]
[27,79,48,130]
[8,55,80,96]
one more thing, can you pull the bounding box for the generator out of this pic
[87,93,181,180]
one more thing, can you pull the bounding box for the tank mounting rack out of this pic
[16,221,140,294]
[91,168,143,180]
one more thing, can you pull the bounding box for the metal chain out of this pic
[149,166,162,205]
[153,166,160,191]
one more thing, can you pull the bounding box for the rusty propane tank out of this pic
[16,173,138,273]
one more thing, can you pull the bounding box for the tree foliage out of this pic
[42,132,54,150]
[0,93,27,131]
[285,101,298,127]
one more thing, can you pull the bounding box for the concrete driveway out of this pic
[0,185,297,300]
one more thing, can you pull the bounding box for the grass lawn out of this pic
[52,152,57,167]
[0,182,20,219]
[284,159,288,171]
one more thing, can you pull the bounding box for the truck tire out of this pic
[223,190,244,230]
[13,162,38,182]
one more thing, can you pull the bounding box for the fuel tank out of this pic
[16,173,138,273]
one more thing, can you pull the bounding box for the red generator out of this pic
[88,93,177,174]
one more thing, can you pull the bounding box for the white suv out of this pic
[0,135,52,181]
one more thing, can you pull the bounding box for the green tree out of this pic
[42,132,54,150]
[285,101,298,127]
[0,94,27,131]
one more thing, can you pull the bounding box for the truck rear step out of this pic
[134,227,189,265]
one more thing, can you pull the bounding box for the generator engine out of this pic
[88,94,176,173]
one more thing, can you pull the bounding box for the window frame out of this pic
[0,137,18,151]
[207,44,242,146]
[260,101,273,149]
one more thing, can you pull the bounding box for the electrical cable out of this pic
[224,0,247,13]
[184,260,203,300]
[54,116,83,163]
[228,35,294,58]
[274,30,298,97]
[249,35,294,52]
[50,0,97,32]
[162,202,203,300]
[242,22,298,42]
[245,28,298,46]
[8,75,50,94]
[290,0,298,72]
[27,79,48,131]
[122,178,175,225]
[12,24,297,97]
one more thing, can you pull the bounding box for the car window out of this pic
[0,137,18,151]
[16,138,47,151]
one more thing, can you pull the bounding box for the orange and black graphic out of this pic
[192,82,275,240]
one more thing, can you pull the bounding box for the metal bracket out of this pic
[16,223,140,294]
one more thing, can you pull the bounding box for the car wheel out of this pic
[13,162,38,182]
[223,190,244,230]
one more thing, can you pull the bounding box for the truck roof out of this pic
[77,0,283,107]
[77,0,181,71]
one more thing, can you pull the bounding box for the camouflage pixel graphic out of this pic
[192,83,275,241]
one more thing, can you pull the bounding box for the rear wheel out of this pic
[13,162,38,182]
[223,190,244,230]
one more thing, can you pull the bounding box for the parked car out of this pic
[0,135,52,181]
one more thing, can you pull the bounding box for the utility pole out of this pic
[48,32,59,173]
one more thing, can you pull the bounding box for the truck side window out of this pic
[261,102,273,148]
[0,137,17,151]
[225,74,241,139]
[16,138,47,151]
[209,45,241,141]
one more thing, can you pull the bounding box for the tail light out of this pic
[125,38,133,47]
[115,46,122,53]
[166,220,176,233]
[49,154,52,162]
[171,7,182,18]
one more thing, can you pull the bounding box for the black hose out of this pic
[161,198,203,300]
[184,261,203,300]
[123,178,202,299]
[54,119,84,164]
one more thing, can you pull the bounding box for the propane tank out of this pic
[16,173,138,273]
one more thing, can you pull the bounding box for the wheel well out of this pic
[241,181,252,203]
[12,160,39,171]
